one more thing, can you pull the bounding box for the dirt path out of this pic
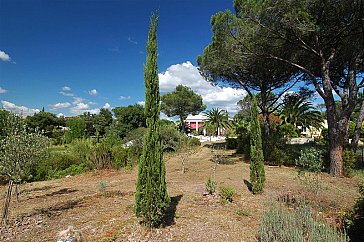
[0,144,360,241]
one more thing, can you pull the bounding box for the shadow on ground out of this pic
[244,179,252,192]
[163,194,183,226]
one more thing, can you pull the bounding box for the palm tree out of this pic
[204,108,231,136]
[279,94,324,134]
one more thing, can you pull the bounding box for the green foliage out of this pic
[89,141,113,169]
[0,113,50,182]
[225,137,238,149]
[235,210,249,217]
[277,123,299,138]
[343,149,357,177]
[161,85,206,132]
[344,180,364,241]
[279,93,324,133]
[64,117,86,143]
[97,180,107,193]
[249,97,265,194]
[160,124,183,152]
[295,147,323,173]
[259,203,349,242]
[112,104,146,138]
[219,185,234,203]
[236,119,250,155]
[111,146,129,169]
[94,108,113,138]
[135,12,170,227]
[35,149,79,180]
[0,110,24,140]
[205,177,216,195]
[204,108,230,136]
[25,111,60,138]
[187,137,201,147]
[51,163,90,179]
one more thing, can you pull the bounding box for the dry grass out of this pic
[0,142,361,241]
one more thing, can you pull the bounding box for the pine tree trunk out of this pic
[326,102,346,177]
[352,100,364,151]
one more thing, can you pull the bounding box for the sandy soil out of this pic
[0,143,360,241]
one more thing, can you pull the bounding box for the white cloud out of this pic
[137,101,145,106]
[127,37,138,45]
[72,97,85,104]
[69,102,99,115]
[88,89,98,96]
[103,103,111,109]
[1,100,39,116]
[0,87,7,94]
[49,102,71,110]
[60,91,74,97]
[120,95,131,100]
[0,50,14,63]
[62,86,71,91]
[159,61,246,114]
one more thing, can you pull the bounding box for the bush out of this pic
[89,141,113,169]
[188,137,201,147]
[35,150,78,181]
[160,125,182,152]
[345,181,364,241]
[268,147,286,167]
[219,185,234,203]
[69,139,93,162]
[205,177,216,195]
[51,163,91,179]
[226,137,238,149]
[343,149,357,177]
[111,146,129,169]
[295,147,323,172]
[259,203,349,242]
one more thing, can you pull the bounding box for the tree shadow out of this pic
[163,194,183,227]
[244,179,252,192]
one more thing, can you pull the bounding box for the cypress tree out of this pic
[135,12,170,227]
[249,96,265,194]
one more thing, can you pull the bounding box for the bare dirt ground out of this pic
[0,143,361,241]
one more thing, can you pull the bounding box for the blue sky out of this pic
[0,0,248,117]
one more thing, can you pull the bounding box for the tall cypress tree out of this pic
[249,96,265,194]
[135,12,170,227]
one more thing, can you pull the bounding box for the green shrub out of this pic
[89,141,113,169]
[205,177,216,195]
[188,137,201,147]
[268,147,286,167]
[51,163,90,179]
[343,149,357,177]
[219,185,234,203]
[236,210,249,216]
[226,137,238,149]
[35,150,78,181]
[344,181,364,241]
[160,125,182,152]
[97,180,107,193]
[111,146,129,169]
[69,139,93,162]
[295,147,323,172]
[259,203,349,242]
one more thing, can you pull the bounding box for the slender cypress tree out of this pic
[135,12,170,227]
[249,96,265,194]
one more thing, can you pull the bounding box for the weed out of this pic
[205,177,216,195]
[236,210,249,216]
[219,185,234,203]
[259,202,349,241]
[98,180,107,193]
